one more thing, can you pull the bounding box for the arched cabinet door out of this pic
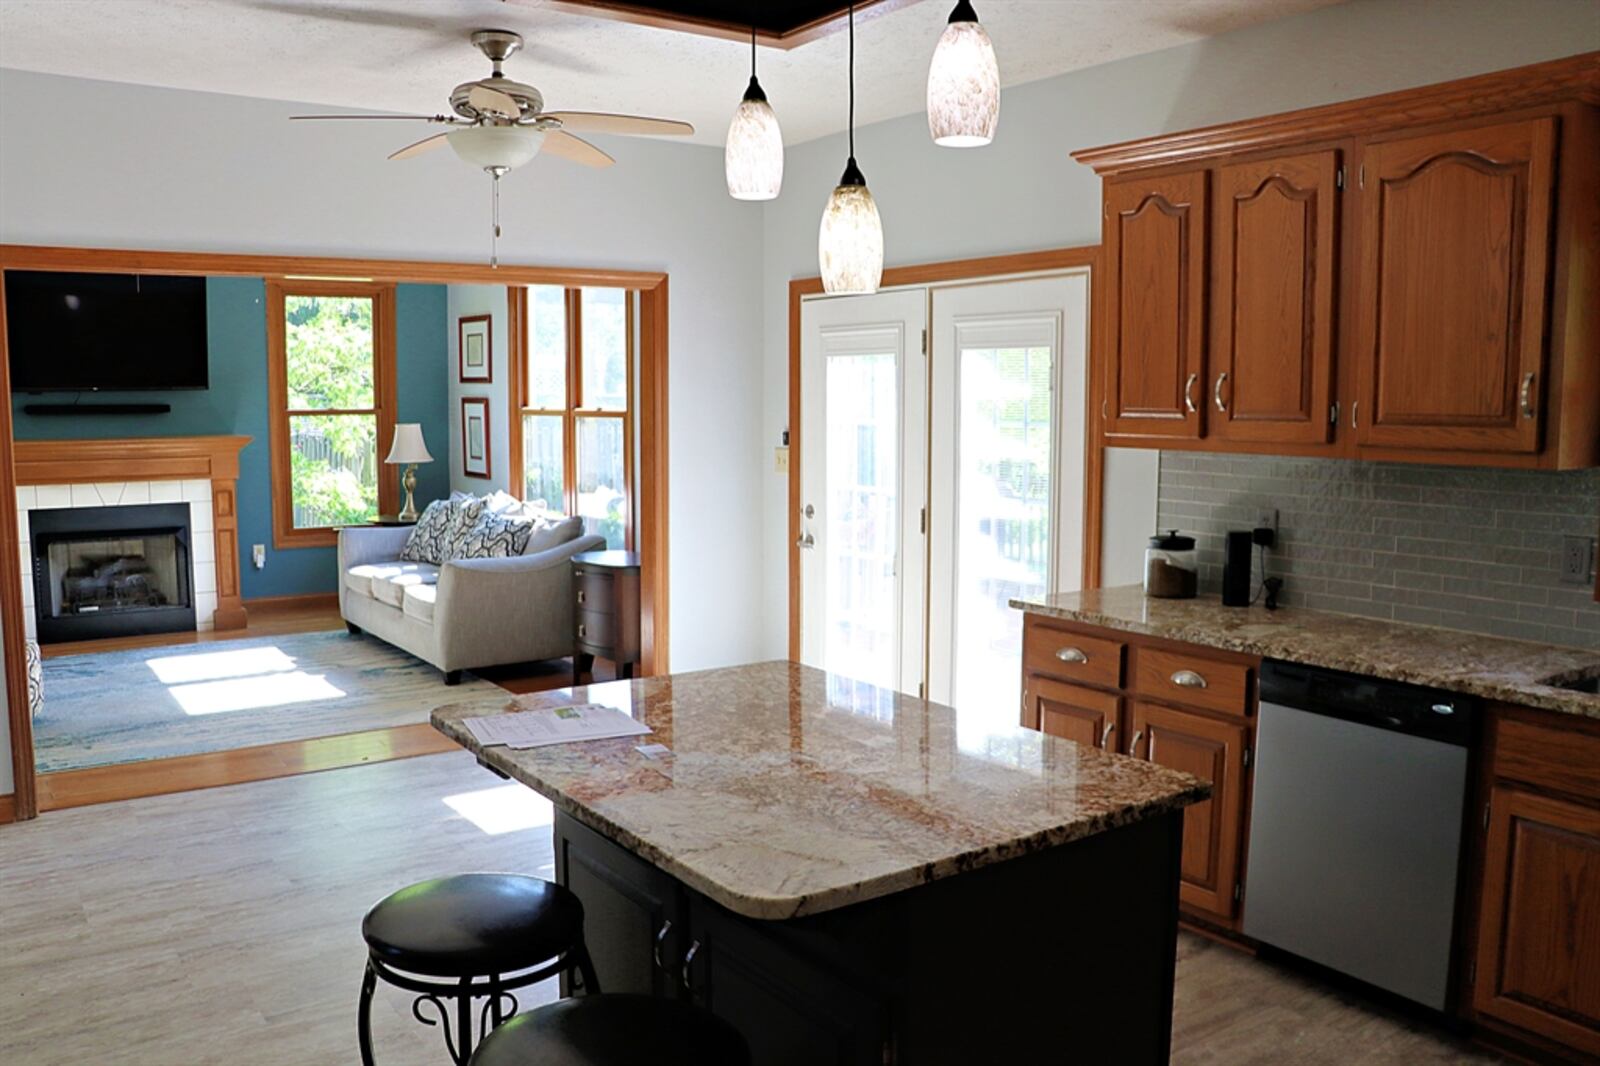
[1211,150,1339,444]
[1354,118,1555,454]
[1102,172,1208,441]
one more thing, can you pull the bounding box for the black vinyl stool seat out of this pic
[358,873,601,1066]
[467,994,751,1066]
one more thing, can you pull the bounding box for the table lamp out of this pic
[384,423,434,522]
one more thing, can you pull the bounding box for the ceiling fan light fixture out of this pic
[927,0,999,148]
[726,77,784,201]
[819,157,883,295]
[447,125,546,171]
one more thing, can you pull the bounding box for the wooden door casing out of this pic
[1130,700,1247,920]
[1473,785,1600,1057]
[1211,150,1340,444]
[1355,117,1556,453]
[1103,171,1209,440]
[1027,674,1121,751]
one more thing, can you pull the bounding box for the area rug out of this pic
[32,630,503,773]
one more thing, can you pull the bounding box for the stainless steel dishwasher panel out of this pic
[1242,699,1469,1010]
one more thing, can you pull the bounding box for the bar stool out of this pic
[467,994,750,1066]
[358,873,601,1066]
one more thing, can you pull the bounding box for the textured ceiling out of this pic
[0,0,1349,146]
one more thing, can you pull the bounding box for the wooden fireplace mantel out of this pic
[14,435,252,630]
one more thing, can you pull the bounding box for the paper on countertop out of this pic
[461,703,652,749]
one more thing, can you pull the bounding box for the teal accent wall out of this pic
[11,277,450,598]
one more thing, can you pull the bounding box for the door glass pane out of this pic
[580,288,628,411]
[824,352,898,690]
[283,295,375,409]
[952,346,1052,717]
[521,414,565,511]
[289,413,378,528]
[576,416,626,548]
[527,285,566,410]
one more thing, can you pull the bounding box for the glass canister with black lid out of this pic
[1145,530,1199,599]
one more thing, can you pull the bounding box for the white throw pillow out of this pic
[483,490,523,515]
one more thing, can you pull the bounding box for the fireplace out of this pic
[30,503,196,643]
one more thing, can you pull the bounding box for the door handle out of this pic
[1170,669,1208,689]
[1099,721,1115,748]
[1520,372,1536,419]
[1054,646,1088,664]
[796,531,815,549]
[1184,373,1199,413]
[1213,372,1229,412]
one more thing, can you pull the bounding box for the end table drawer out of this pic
[576,609,616,649]
[574,569,615,614]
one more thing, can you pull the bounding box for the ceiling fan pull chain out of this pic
[490,169,502,269]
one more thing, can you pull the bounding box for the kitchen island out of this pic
[433,660,1207,1065]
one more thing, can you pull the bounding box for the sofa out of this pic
[337,507,603,684]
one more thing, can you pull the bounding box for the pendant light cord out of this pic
[751,23,756,79]
[847,2,855,158]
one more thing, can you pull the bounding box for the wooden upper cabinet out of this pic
[1210,151,1339,444]
[1103,171,1208,440]
[1354,118,1556,454]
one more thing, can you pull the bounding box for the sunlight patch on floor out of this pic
[144,645,299,684]
[169,671,347,716]
[444,783,554,835]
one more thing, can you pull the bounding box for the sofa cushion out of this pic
[457,512,534,559]
[401,583,437,624]
[400,499,456,564]
[523,514,583,555]
[347,561,438,601]
[370,564,440,608]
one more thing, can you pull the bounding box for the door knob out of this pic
[796,531,815,549]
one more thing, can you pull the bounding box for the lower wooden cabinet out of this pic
[1025,674,1119,750]
[1130,700,1248,920]
[1473,784,1600,1058]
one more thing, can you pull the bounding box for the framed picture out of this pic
[458,314,493,383]
[461,396,492,480]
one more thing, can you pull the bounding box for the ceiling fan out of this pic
[291,29,695,264]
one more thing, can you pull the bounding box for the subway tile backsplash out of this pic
[1155,453,1600,650]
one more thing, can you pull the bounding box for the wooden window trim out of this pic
[509,285,636,550]
[265,278,398,550]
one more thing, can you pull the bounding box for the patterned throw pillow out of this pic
[444,496,488,560]
[399,499,455,564]
[456,512,534,559]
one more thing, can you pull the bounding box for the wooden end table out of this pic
[572,550,641,684]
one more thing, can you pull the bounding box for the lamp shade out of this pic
[927,1,999,147]
[385,423,434,465]
[725,78,784,201]
[818,159,883,295]
[447,126,546,171]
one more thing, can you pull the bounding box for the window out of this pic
[510,285,634,549]
[266,280,396,548]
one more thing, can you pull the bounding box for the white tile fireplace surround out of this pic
[17,480,219,639]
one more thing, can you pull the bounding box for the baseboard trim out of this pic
[0,793,15,824]
[243,592,339,611]
[36,722,458,812]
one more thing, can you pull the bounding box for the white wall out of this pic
[446,284,510,496]
[756,0,1600,658]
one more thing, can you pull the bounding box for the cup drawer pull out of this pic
[1055,647,1088,664]
[1170,669,1208,689]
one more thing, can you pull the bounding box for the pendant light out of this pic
[725,25,784,200]
[818,3,883,295]
[926,0,999,147]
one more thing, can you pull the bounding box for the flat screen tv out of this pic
[4,271,209,392]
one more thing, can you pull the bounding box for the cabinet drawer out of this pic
[574,569,615,615]
[1492,714,1600,803]
[1134,647,1251,717]
[576,609,616,650]
[1022,623,1124,690]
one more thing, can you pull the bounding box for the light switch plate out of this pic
[252,543,266,570]
[774,447,789,474]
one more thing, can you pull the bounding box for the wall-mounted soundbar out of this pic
[23,403,173,416]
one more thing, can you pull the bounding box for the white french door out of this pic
[798,291,927,695]
[927,276,1087,717]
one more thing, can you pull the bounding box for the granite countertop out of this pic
[432,660,1209,921]
[1012,585,1600,720]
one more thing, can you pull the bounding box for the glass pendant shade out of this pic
[447,126,545,171]
[725,78,783,200]
[927,1,999,147]
[818,159,883,295]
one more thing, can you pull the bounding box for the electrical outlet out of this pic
[1253,508,1279,549]
[1560,535,1595,586]
[252,543,266,570]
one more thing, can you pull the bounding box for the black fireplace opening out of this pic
[30,503,196,644]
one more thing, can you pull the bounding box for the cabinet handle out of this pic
[1170,669,1208,689]
[681,939,702,992]
[1099,721,1115,748]
[1184,373,1199,413]
[1054,646,1088,664]
[1351,400,1359,429]
[653,919,673,970]
[1330,400,1340,426]
[577,623,586,639]
[576,589,585,605]
[1128,729,1144,758]
[1213,372,1229,412]
[1520,372,1536,419]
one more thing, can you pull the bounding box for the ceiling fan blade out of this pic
[541,130,615,169]
[539,112,694,137]
[388,132,451,161]
[290,113,454,122]
[468,84,522,119]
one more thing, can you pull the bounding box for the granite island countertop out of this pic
[432,660,1209,921]
[1012,585,1600,720]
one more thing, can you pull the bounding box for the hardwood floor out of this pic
[0,751,1503,1065]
